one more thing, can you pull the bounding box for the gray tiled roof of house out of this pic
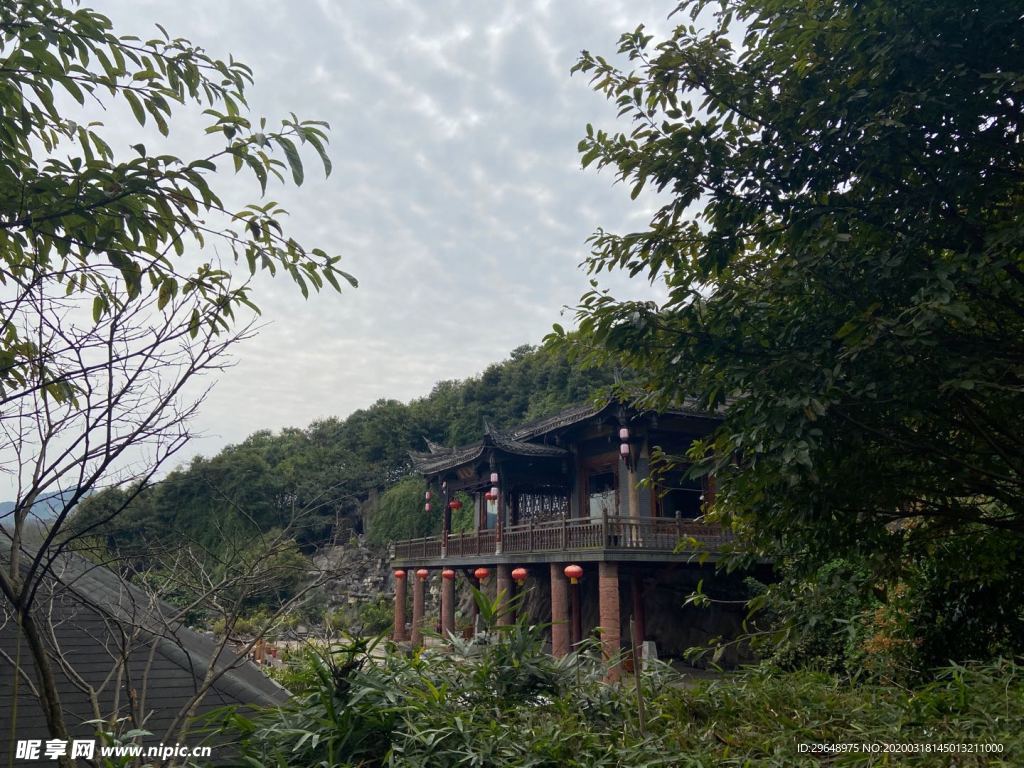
[0,547,288,764]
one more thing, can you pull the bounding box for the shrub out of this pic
[217,592,1024,767]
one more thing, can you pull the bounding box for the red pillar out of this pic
[496,564,513,626]
[599,561,621,680]
[550,563,569,658]
[411,571,427,647]
[441,569,456,638]
[393,571,407,642]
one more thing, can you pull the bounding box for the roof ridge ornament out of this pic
[424,437,449,455]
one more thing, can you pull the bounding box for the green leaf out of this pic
[277,136,304,185]
[124,90,146,125]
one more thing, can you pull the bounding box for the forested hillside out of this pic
[73,344,614,555]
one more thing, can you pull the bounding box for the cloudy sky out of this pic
[91,0,680,461]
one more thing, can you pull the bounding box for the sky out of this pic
[89,0,682,463]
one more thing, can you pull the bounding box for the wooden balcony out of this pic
[390,515,731,568]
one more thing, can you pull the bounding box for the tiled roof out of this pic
[410,422,570,476]
[0,547,288,758]
[410,399,718,477]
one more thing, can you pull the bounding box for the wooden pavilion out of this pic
[390,400,754,675]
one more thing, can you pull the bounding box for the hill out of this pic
[72,344,614,554]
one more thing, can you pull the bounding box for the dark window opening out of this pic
[658,471,703,519]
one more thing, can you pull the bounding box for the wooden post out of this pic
[629,463,641,546]
[704,473,717,511]
[496,565,512,626]
[570,579,582,647]
[393,573,407,642]
[550,563,570,657]
[631,574,646,671]
[470,570,480,637]
[411,572,426,648]
[599,561,621,680]
[441,571,456,639]
[442,485,450,558]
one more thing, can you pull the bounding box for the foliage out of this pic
[364,476,437,546]
[1,1,350,748]
[323,596,393,637]
[0,0,353,400]
[867,531,1024,679]
[210,608,297,640]
[223,602,1024,767]
[745,560,881,677]
[729,535,1024,683]
[555,0,1024,661]
[365,478,473,547]
[76,344,613,553]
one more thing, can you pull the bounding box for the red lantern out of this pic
[512,567,528,585]
[474,567,490,583]
[416,568,429,581]
[564,564,583,584]
[442,568,455,580]
[619,426,630,441]
[424,502,432,512]
[619,442,630,457]
[425,490,432,500]
[394,569,406,580]
[490,471,499,483]
[448,499,463,511]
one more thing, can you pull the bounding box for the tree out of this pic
[0,0,354,394]
[560,1,1024,580]
[0,0,353,754]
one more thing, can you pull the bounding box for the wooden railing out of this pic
[392,515,729,561]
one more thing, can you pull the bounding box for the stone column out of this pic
[440,569,456,639]
[550,563,569,657]
[496,564,513,625]
[411,571,426,648]
[599,561,621,680]
[393,571,407,642]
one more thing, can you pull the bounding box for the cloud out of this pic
[86,0,679,461]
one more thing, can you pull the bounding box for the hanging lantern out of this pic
[416,568,430,581]
[441,481,447,492]
[424,502,432,512]
[474,567,490,583]
[619,442,630,457]
[448,499,463,511]
[490,471,499,483]
[512,567,528,585]
[425,490,432,500]
[619,426,630,441]
[394,569,406,580]
[442,568,455,580]
[564,564,583,584]
[490,485,499,497]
